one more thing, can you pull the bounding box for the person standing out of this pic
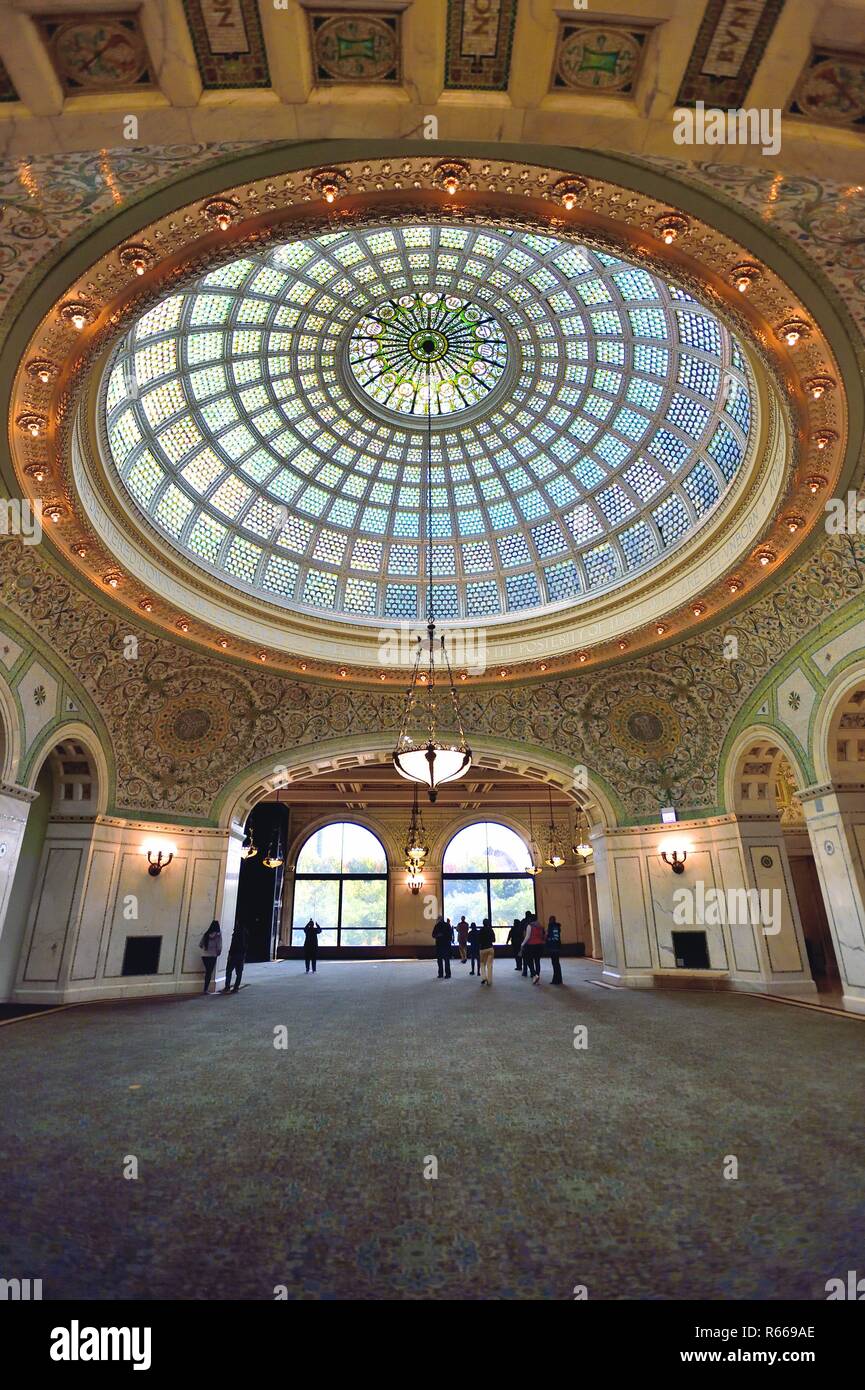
[506,917,525,970]
[199,920,222,994]
[222,921,247,993]
[546,915,563,985]
[432,916,454,978]
[302,918,321,974]
[456,916,469,964]
[467,921,480,975]
[523,914,545,984]
[521,912,534,978]
[478,917,496,987]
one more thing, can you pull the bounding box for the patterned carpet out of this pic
[1,958,863,1301]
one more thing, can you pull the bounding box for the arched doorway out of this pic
[2,727,105,999]
[728,729,839,996]
[217,738,612,960]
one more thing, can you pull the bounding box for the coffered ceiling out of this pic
[1,1,865,178]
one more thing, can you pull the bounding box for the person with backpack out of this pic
[199,920,222,994]
[546,915,563,985]
[432,916,454,978]
[478,917,496,987]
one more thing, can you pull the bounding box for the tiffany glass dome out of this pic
[101,223,753,625]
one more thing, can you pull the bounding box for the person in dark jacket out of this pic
[506,917,525,970]
[222,922,247,993]
[199,920,222,994]
[467,921,481,974]
[478,918,496,986]
[456,916,469,964]
[432,916,454,978]
[302,919,321,974]
[546,915,563,985]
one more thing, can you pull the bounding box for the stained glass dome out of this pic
[101,222,753,624]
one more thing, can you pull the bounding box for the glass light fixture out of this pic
[573,809,593,862]
[262,835,284,869]
[393,347,472,801]
[544,784,566,870]
[403,785,429,868]
[240,826,258,859]
[525,803,542,875]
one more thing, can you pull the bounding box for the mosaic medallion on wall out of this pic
[445,0,517,91]
[676,0,784,109]
[308,10,400,85]
[35,13,153,94]
[153,690,234,761]
[608,695,682,761]
[787,48,865,129]
[182,0,270,90]
[552,23,650,95]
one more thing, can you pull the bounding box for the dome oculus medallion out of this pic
[101,222,753,626]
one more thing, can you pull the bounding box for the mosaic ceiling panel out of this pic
[182,0,270,90]
[676,0,784,109]
[551,21,652,97]
[33,11,154,95]
[787,48,865,130]
[307,8,401,85]
[444,0,517,91]
[102,223,752,625]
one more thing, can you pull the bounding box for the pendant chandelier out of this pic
[525,803,542,876]
[544,784,566,870]
[573,808,594,863]
[240,824,258,859]
[393,342,472,802]
[403,785,429,870]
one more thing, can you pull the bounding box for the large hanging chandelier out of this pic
[393,338,472,802]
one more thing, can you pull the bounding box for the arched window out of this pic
[442,822,536,944]
[291,822,388,948]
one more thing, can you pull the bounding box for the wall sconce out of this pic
[143,841,176,877]
[660,842,688,874]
